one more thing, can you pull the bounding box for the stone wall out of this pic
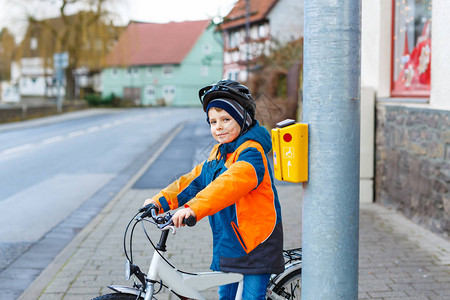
[375,104,450,239]
[0,101,87,124]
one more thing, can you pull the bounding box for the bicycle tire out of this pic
[266,267,302,300]
[91,293,144,300]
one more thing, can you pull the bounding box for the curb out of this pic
[18,122,186,300]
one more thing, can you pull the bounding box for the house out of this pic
[13,12,123,99]
[361,0,448,238]
[101,20,223,106]
[220,0,304,81]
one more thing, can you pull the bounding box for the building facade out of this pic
[10,12,123,100]
[362,0,449,238]
[102,20,223,106]
[221,0,303,82]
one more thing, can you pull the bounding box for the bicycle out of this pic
[92,204,302,300]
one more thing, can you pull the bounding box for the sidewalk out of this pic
[17,128,450,300]
[19,188,450,299]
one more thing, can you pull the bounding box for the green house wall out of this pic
[101,24,223,106]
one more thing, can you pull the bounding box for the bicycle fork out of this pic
[143,281,155,300]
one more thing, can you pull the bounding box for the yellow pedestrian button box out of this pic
[272,119,308,183]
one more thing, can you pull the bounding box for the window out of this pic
[162,85,176,104]
[126,67,139,77]
[229,31,241,48]
[111,68,118,77]
[202,43,211,54]
[144,85,155,100]
[30,37,37,50]
[163,86,175,96]
[163,65,174,77]
[132,67,139,78]
[201,65,209,77]
[391,0,431,97]
[259,24,267,38]
[250,26,258,40]
[146,66,152,77]
[227,71,239,81]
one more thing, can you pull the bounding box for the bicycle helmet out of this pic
[198,79,256,120]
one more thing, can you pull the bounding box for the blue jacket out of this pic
[152,122,284,274]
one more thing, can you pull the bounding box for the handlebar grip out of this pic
[139,203,159,219]
[183,215,197,227]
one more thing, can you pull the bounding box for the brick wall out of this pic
[375,104,450,239]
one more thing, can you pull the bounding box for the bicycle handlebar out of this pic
[139,203,159,219]
[138,203,197,227]
[183,215,197,227]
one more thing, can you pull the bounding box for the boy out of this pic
[143,79,284,299]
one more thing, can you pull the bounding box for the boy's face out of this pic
[208,108,241,144]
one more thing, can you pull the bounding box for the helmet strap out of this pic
[239,108,248,136]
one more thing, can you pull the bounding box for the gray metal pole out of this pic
[302,0,361,299]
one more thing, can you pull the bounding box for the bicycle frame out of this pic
[108,226,244,300]
[102,208,302,300]
[145,245,244,299]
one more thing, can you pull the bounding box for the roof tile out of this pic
[221,0,278,30]
[105,20,210,66]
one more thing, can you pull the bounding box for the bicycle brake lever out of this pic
[159,224,176,234]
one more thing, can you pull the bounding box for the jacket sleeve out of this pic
[187,147,266,220]
[152,162,205,212]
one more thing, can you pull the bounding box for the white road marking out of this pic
[0,117,139,157]
[42,136,64,145]
[1,144,34,155]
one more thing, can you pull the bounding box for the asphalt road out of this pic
[0,107,204,273]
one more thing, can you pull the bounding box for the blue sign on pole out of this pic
[53,52,69,113]
[53,52,69,69]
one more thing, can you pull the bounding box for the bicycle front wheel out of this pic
[267,268,301,299]
[91,293,144,300]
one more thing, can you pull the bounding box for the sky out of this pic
[0,0,238,40]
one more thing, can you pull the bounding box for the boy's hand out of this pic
[143,198,158,208]
[172,207,196,228]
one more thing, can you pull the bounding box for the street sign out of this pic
[53,52,69,113]
[53,52,69,69]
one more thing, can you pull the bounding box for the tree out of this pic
[0,28,16,80]
[17,0,124,99]
[247,38,304,128]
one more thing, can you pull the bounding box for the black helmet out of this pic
[198,79,256,120]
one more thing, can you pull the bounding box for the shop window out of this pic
[392,0,431,97]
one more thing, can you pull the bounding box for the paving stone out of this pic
[16,171,450,300]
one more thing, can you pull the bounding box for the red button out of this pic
[283,133,292,142]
